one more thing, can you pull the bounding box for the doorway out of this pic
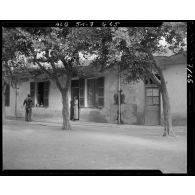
[71,80,80,120]
[145,87,160,125]
[37,82,44,106]
[71,80,79,100]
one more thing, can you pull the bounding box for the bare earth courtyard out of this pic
[3,119,187,173]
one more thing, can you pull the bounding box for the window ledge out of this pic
[81,106,104,109]
[33,106,48,108]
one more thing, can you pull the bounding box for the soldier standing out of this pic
[70,99,74,120]
[23,94,33,122]
[73,96,79,120]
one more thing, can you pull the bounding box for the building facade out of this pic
[4,53,187,126]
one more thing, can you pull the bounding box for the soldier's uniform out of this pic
[23,96,33,121]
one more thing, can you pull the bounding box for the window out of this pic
[79,79,85,107]
[146,88,160,105]
[30,81,50,107]
[43,81,50,107]
[87,77,104,107]
[4,84,10,106]
[87,79,96,107]
[71,79,85,107]
[97,77,104,107]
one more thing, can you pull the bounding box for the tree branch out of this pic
[145,49,162,72]
[59,57,71,73]
[145,68,161,87]
[141,48,163,87]
[55,76,63,92]
[3,61,18,88]
[34,59,54,79]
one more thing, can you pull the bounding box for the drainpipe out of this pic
[15,82,18,118]
[118,62,121,124]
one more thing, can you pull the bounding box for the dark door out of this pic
[71,87,79,100]
[71,80,79,100]
[145,87,160,125]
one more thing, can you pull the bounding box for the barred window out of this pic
[87,77,104,107]
[30,81,50,107]
[79,79,85,107]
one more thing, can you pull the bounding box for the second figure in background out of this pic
[70,96,79,120]
[73,96,79,120]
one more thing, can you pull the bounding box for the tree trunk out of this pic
[148,51,175,137]
[158,69,174,136]
[61,90,71,130]
[55,74,72,130]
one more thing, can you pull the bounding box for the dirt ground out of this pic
[3,119,187,173]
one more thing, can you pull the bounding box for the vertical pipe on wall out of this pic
[84,79,87,107]
[118,63,121,124]
[15,82,18,118]
[68,81,71,119]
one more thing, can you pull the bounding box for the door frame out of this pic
[144,84,161,125]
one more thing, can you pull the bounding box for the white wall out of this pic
[5,84,16,116]
[5,79,70,119]
[161,63,187,125]
[5,73,145,124]
[6,64,186,125]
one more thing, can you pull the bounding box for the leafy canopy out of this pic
[2,23,187,83]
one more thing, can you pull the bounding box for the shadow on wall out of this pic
[109,103,139,125]
[135,112,145,125]
[121,104,137,125]
[32,110,62,119]
[172,116,187,126]
[161,115,187,126]
[88,110,108,123]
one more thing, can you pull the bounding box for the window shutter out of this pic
[87,78,104,108]
[87,79,95,107]
[79,79,85,107]
[5,84,10,106]
[43,81,50,107]
[30,82,35,106]
[97,77,104,107]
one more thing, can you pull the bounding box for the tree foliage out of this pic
[2,27,113,129]
[102,22,187,136]
[96,23,187,83]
